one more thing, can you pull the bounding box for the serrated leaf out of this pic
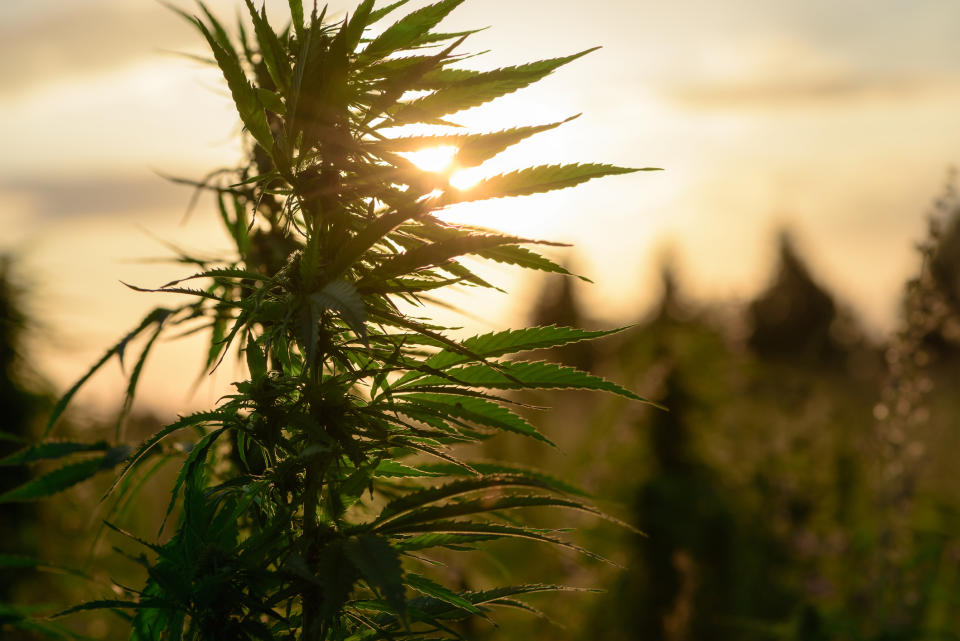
[0,441,109,466]
[417,460,589,496]
[366,234,534,282]
[193,17,274,153]
[244,0,289,92]
[476,244,589,281]
[441,163,650,205]
[372,116,577,168]
[420,325,625,374]
[160,427,226,533]
[378,494,599,533]
[374,459,444,478]
[395,393,550,443]
[394,532,500,552]
[389,520,607,562]
[288,0,305,40]
[367,0,410,26]
[374,474,566,525]
[398,360,648,402]
[390,49,597,124]
[406,573,481,614]
[0,457,106,503]
[341,0,376,53]
[362,0,464,61]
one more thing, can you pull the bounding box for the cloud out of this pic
[0,175,194,220]
[659,35,960,109]
[0,2,199,97]
[669,75,960,109]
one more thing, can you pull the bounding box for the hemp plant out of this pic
[1,1,656,639]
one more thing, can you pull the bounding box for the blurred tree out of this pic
[531,267,596,372]
[748,232,839,363]
[0,257,46,602]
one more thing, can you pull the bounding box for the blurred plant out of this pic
[0,1,654,639]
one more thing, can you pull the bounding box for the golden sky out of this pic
[3,0,960,416]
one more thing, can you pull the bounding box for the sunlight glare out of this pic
[402,145,458,173]
[449,167,484,191]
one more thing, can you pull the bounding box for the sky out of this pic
[3,0,960,418]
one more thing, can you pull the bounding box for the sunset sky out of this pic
[3,0,960,417]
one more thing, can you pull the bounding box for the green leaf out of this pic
[341,0,376,53]
[0,441,109,466]
[106,411,221,500]
[394,532,500,552]
[417,460,589,496]
[390,49,598,124]
[406,573,481,614]
[53,599,169,618]
[374,459,444,478]
[344,534,407,616]
[193,17,274,154]
[362,0,464,60]
[398,360,648,401]
[374,474,567,525]
[45,307,169,437]
[388,520,607,562]
[366,234,536,282]
[378,494,600,533]
[441,163,651,205]
[288,0,305,41]
[244,0,289,92]
[366,0,410,26]
[395,393,550,443]
[245,337,268,379]
[256,88,286,114]
[373,116,578,168]
[0,457,106,503]
[117,310,171,438]
[160,427,226,533]
[312,279,367,342]
[476,244,589,281]
[423,325,625,373]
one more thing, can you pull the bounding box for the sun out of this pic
[400,146,484,191]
